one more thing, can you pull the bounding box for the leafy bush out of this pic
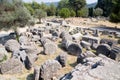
[70,10,76,17]
[78,7,88,17]
[34,9,47,23]
[59,8,70,19]
[93,8,103,17]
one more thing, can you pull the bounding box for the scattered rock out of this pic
[110,46,120,62]
[0,58,23,74]
[34,66,40,80]
[39,60,61,80]
[5,39,20,52]
[56,52,67,67]
[96,44,111,56]
[61,55,120,80]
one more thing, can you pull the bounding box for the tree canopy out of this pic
[59,8,70,19]
[0,0,32,29]
[69,0,86,16]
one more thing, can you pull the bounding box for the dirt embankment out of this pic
[66,17,120,28]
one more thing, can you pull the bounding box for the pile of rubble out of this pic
[0,20,120,80]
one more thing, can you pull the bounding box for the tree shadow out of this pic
[26,73,34,80]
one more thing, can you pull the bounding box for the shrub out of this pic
[77,7,88,17]
[59,8,70,19]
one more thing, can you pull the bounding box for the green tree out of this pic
[96,0,112,17]
[59,8,70,19]
[70,10,76,17]
[24,3,34,15]
[69,0,86,17]
[32,1,40,10]
[0,0,32,29]
[57,0,69,9]
[47,3,56,16]
[34,9,47,23]
[39,2,48,11]
[93,8,103,17]
[78,7,88,17]
[110,0,120,22]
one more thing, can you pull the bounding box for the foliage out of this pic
[89,8,94,17]
[57,0,69,10]
[34,9,47,22]
[0,0,32,29]
[78,7,88,17]
[69,0,86,16]
[39,2,48,11]
[96,0,112,17]
[110,0,120,22]
[93,8,103,17]
[59,8,70,19]
[70,10,76,17]
[47,3,56,16]
[24,3,34,15]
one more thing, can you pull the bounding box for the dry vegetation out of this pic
[66,17,120,28]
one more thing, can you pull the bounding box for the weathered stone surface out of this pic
[62,40,82,56]
[24,54,38,70]
[40,60,61,80]
[82,35,100,44]
[5,39,20,52]
[56,52,67,67]
[80,41,91,50]
[61,55,120,80]
[20,42,39,55]
[0,58,23,74]
[12,50,27,63]
[100,38,117,47]
[60,31,72,41]
[72,33,83,40]
[77,51,96,64]
[110,46,120,62]
[96,44,111,56]
[41,37,57,55]
[0,44,7,62]
[31,35,40,42]
[34,66,40,80]
[19,36,29,45]
[91,43,99,50]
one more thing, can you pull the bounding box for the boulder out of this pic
[12,50,27,64]
[39,60,62,80]
[72,33,83,40]
[60,31,72,41]
[96,44,111,56]
[62,40,82,56]
[100,38,117,47]
[40,38,57,55]
[24,54,38,70]
[19,36,29,45]
[31,35,40,42]
[56,52,67,67]
[61,55,120,80]
[0,58,23,74]
[110,46,120,62]
[5,39,20,52]
[20,42,39,55]
[91,43,99,50]
[77,51,96,64]
[80,41,91,50]
[34,66,40,80]
[0,44,7,62]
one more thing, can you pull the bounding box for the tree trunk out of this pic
[75,9,78,17]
